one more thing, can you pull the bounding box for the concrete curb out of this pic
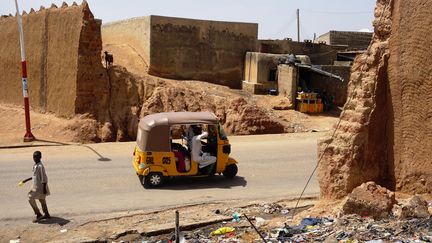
[111,216,233,240]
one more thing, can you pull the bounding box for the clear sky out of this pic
[1,0,376,39]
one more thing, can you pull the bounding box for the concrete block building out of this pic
[315,30,373,50]
[242,51,348,107]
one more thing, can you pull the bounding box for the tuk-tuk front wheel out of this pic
[143,173,164,188]
[223,164,238,179]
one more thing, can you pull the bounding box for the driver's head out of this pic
[192,125,202,135]
[33,151,42,163]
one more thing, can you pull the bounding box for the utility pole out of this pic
[14,0,35,142]
[296,9,300,42]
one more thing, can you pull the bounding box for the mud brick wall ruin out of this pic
[102,16,258,89]
[101,16,151,72]
[318,0,432,199]
[0,2,108,118]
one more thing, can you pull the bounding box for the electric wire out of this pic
[302,10,373,15]
[270,12,297,39]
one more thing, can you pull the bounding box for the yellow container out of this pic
[297,92,307,100]
[308,103,316,113]
[298,102,308,112]
[317,103,323,113]
[309,93,317,100]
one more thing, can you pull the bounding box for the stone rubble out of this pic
[341,182,397,220]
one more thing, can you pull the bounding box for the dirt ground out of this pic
[0,104,77,146]
[0,197,318,242]
[0,99,339,147]
[0,103,109,146]
[2,195,430,242]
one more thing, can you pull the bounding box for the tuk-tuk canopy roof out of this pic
[139,112,218,130]
[137,112,218,152]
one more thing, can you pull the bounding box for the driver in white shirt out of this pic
[190,126,217,170]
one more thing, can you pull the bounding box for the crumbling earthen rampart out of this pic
[99,66,286,142]
[318,0,432,199]
[0,3,288,142]
[0,1,108,118]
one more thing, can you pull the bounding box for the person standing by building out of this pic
[19,151,50,222]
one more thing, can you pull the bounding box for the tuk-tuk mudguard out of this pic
[142,168,150,176]
[143,165,168,176]
[227,157,238,165]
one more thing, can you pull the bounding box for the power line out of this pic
[302,10,373,15]
[270,12,297,38]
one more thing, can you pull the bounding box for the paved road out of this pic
[0,133,322,221]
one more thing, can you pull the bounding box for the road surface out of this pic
[0,132,322,221]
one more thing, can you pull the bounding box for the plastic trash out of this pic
[299,217,322,229]
[232,212,241,222]
[255,217,265,228]
[209,227,235,237]
[366,240,384,243]
[9,240,20,243]
[60,229,67,233]
[281,209,289,215]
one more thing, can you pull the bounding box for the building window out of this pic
[269,69,277,82]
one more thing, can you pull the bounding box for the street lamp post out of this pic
[14,0,35,142]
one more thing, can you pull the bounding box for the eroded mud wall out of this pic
[149,16,258,89]
[102,16,258,89]
[0,2,107,117]
[75,5,109,120]
[387,0,432,193]
[101,16,151,75]
[318,0,432,199]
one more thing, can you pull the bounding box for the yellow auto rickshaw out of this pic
[132,112,238,188]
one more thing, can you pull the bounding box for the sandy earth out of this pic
[0,104,77,146]
[0,102,339,147]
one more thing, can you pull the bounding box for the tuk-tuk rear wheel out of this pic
[144,173,164,188]
[223,164,238,178]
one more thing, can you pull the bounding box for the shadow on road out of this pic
[37,216,70,226]
[80,145,111,162]
[31,139,111,162]
[144,175,247,190]
[35,139,71,146]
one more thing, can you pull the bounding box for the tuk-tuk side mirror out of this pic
[223,144,231,154]
[218,124,228,140]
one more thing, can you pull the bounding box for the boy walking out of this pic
[19,151,50,222]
